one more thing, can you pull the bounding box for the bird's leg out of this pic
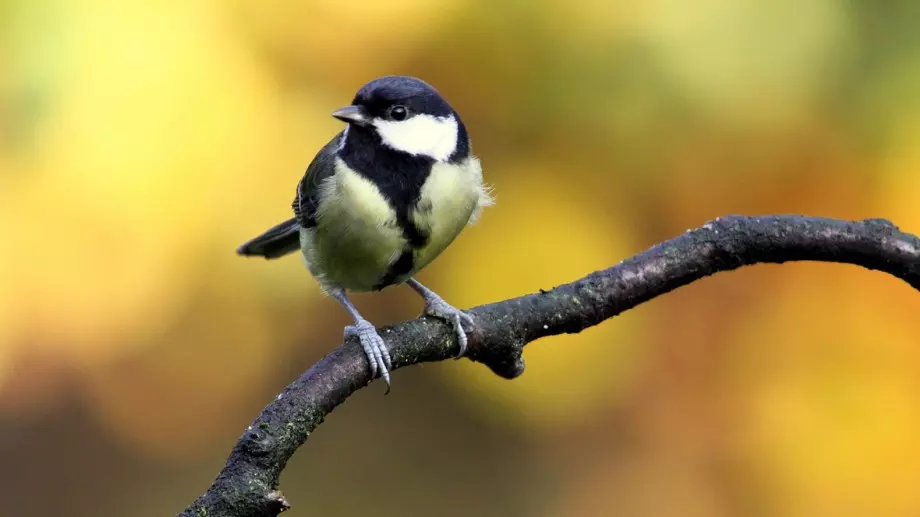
[330,288,393,392]
[406,278,474,358]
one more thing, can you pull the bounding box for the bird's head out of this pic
[332,76,468,163]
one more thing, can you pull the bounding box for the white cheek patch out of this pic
[373,114,458,161]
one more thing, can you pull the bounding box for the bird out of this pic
[237,75,493,392]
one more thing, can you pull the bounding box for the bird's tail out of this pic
[237,218,301,259]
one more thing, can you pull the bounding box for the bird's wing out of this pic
[293,132,344,228]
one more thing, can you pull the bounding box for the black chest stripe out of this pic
[339,127,432,248]
[374,249,415,290]
[398,213,428,248]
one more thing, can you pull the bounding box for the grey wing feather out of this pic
[237,132,343,259]
[293,132,343,228]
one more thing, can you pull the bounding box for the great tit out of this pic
[237,76,492,390]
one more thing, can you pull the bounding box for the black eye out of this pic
[388,105,409,121]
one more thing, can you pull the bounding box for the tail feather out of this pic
[237,218,301,259]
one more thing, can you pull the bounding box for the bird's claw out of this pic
[423,295,475,358]
[345,320,392,392]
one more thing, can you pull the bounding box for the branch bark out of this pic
[179,215,920,517]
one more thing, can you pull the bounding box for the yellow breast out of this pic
[302,156,491,292]
[411,156,490,272]
[303,159,406,292]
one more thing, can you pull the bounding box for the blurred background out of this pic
[2,0,920,516]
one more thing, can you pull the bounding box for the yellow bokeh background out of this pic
[2,1,920,516]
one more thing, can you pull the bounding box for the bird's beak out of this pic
[331,105,371,127]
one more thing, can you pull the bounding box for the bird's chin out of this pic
[349,120,374,130]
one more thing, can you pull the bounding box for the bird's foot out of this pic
[421,293,475,358]
[345,320,393,392]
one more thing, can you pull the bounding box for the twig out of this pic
[178,215,920,517]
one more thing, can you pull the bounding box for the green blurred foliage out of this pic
[1,1,920,516]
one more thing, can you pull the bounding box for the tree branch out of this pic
[179,215,920,517]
